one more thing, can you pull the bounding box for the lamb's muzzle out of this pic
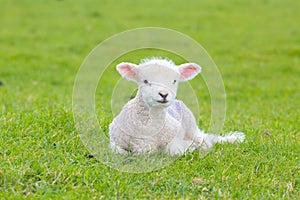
[158,91,168,99]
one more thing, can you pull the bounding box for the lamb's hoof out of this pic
[227,131,245,143]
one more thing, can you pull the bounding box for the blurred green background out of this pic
[0,0,299,199]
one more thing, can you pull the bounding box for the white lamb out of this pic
[109,58,245,155]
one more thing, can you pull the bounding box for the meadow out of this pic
[0,0,299,199]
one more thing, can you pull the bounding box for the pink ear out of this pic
[178,63,201,81]
[116,62,138,81]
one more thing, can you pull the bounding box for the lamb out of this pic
[109,58,245,155]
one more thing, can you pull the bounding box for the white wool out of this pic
[140,57,176,67]
[109,58,245,155]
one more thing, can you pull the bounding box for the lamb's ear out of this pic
[116,62,139,81]
[178,63,201,81]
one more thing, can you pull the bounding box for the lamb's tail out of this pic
[193,130,245,151]
[215,131,245,144]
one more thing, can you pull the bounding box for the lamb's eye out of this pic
[173,80,177,84]
[144,80,149,84]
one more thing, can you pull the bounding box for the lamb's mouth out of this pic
[157,100,169,104]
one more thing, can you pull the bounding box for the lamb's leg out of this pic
[177,101,245,151]
[175,101,206,147]
[166,133,194,156]
[109,142,128,154]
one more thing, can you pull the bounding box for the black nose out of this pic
[159,92,168,99]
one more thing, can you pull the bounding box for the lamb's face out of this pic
[138,65,179,108]
[116,58,201,108]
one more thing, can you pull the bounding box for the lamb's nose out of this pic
[159,92,168,99]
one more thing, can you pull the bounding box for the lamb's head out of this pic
[116,58,201,108]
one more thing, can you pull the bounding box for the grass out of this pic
[0,0,299,199]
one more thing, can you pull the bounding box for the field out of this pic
[0,0,299,199]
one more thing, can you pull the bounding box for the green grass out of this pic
[0,0,299,199]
